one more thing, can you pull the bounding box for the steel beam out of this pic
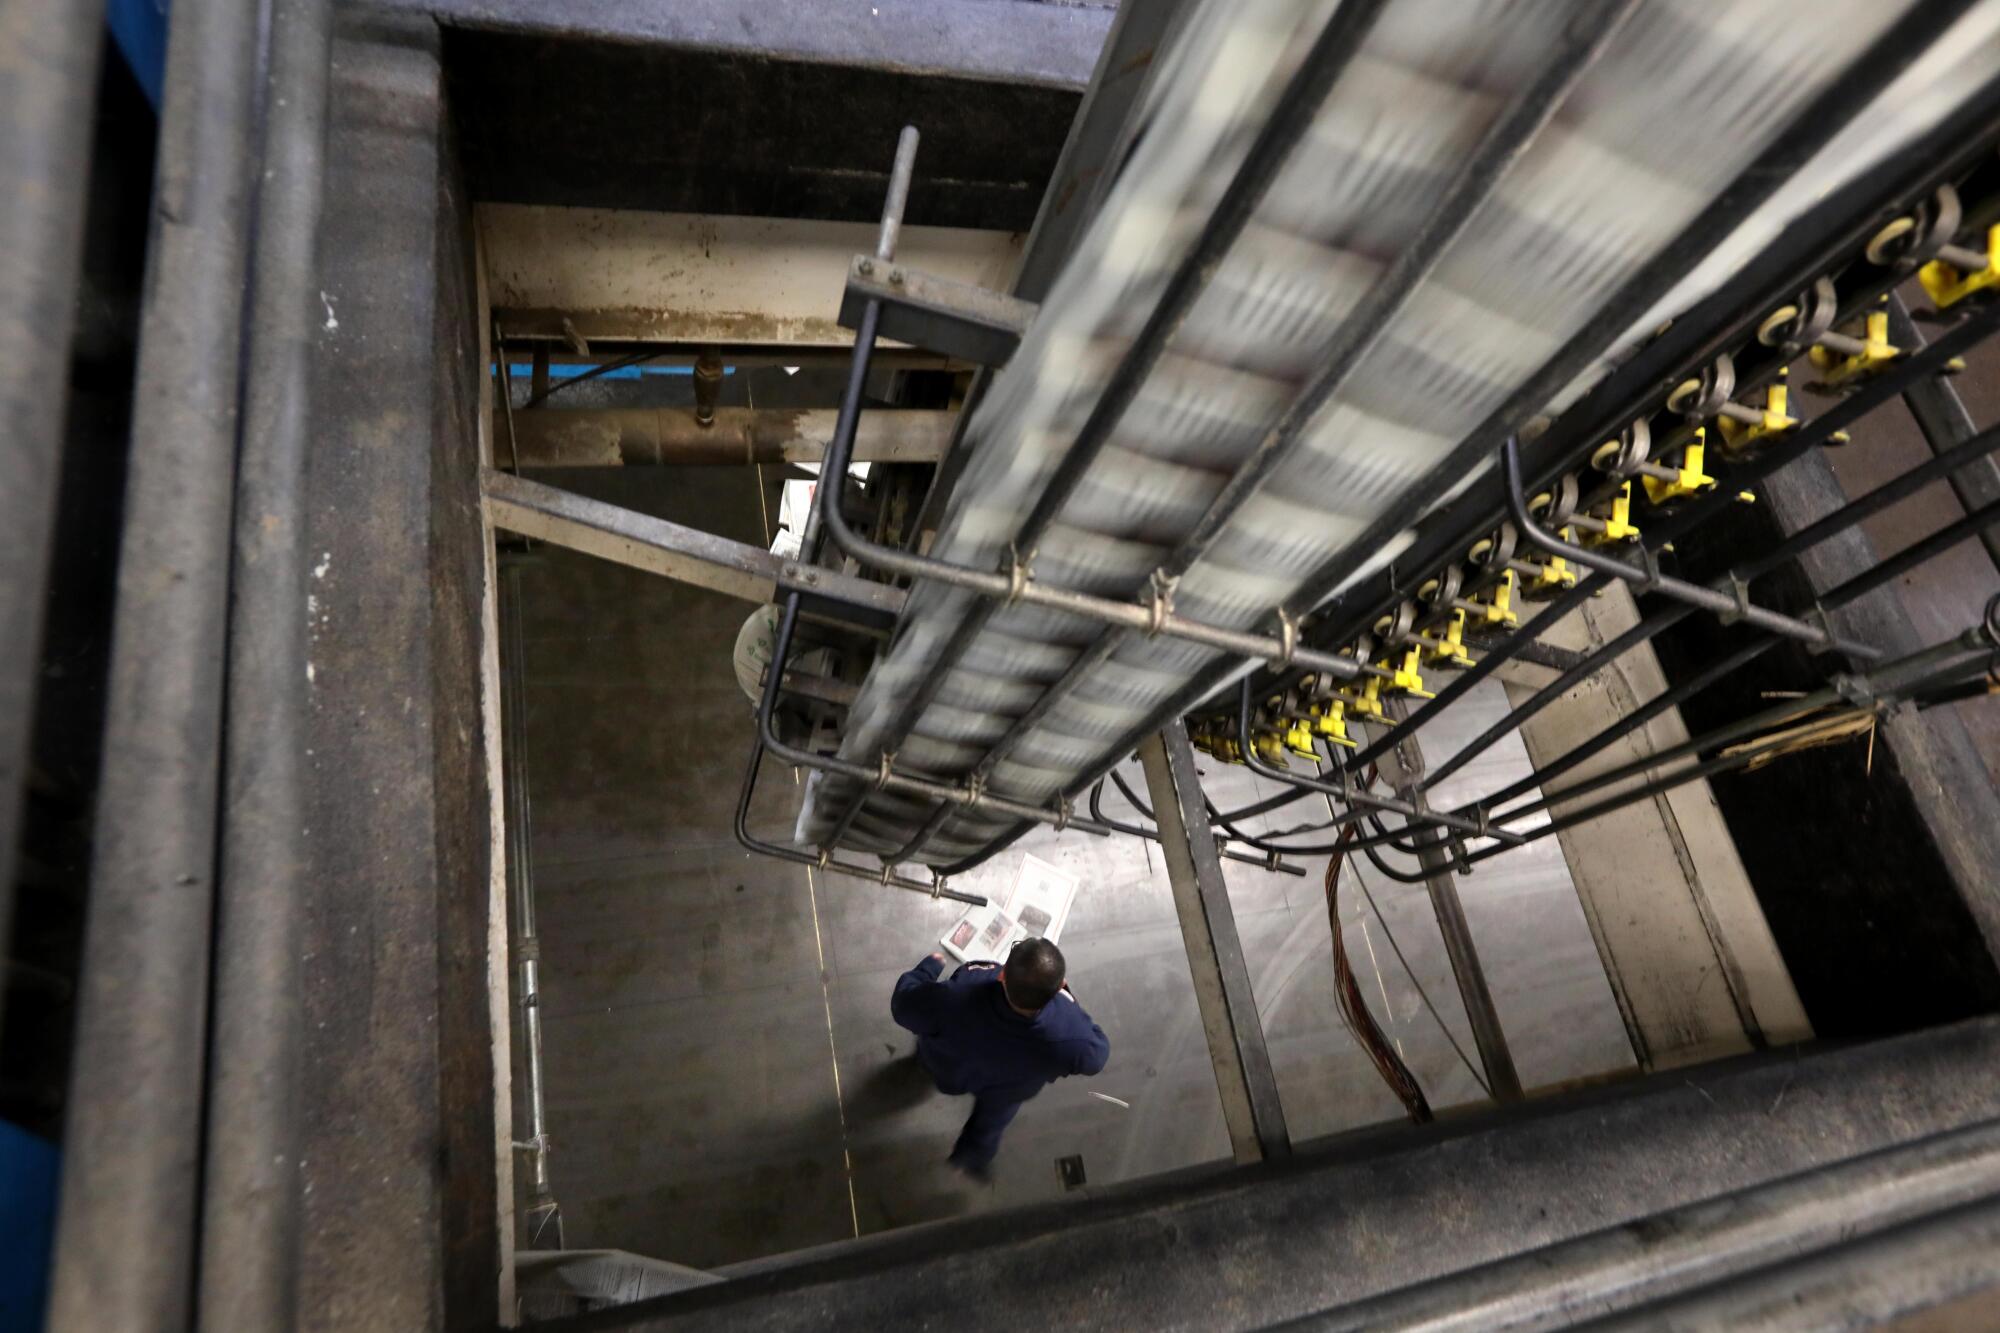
[1301,1115,2000,1330]
[498,406,952,468]
[482,468,905,621]
[481,205,1021,349]
[1378,708,1524,1103]
[376,0,1111,91]
[587,1016,2000,1330]
[1886,289,2000,571]
[1138,723,1290,1165]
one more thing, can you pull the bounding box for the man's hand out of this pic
[929,952,946,964]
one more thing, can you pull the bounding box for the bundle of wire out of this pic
[801,0,2000,867]
[1324,822,1433,1123]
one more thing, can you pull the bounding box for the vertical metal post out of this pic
[199,0,334,1325]
[1885,290,2000,571]
[51,0,263,1325]
[501,556,561,1248]
[1139,723,1290,1164]
[1378,710,1524,1102]
[0,0,106,1023]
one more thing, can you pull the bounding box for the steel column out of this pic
[1377,709,1523,1102]
[1138,723,1290,1164]
[0,0,106,1015]
[51,0,264,1325]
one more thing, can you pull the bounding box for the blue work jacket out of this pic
[890,955,1110,1168]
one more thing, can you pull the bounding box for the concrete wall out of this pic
[297,11,499,1326]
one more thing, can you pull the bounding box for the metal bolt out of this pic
[857,259,874,277]
[888,269,904,286]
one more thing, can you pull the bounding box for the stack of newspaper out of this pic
[940,854,1079,964]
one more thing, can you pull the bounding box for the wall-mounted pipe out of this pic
[198,0,335,1325]
[51,0,265,1325]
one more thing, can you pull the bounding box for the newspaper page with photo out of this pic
[940,853,1079,964]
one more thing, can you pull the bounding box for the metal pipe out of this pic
[1485,625,1996,836]
[879,7,1633,863]
[732,656,987,905]
[498,406,954,468]
[1357,621,2000,868]
[875,126,919,263]
[1340,576,1609,776]
[1438,474,2000,835]
[1385,349,2000,796]
[1424,603,1693,795]
[1332,284,2000,780]
[1106,762,1323,836]
[499,560,560,1247]
[198,0,334,1324]
[1087,778,1307,877]
[0,0,105,1002]
[51,0,264,1325]
[753,583,1123,841]
[1502,437,1879,658]
[1233,679,1526,846]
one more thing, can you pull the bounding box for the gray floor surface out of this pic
[507,463,1635,1270]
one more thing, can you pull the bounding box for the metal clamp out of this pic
[1276,607,1301,666]
[1053,794,1074,833]
[1004,543,1032,605]
[962,771,987,806]
[1831,672,1877,711]
[1720,570,1754,625]
[1634,546,1664,592]
[1145,567,1180,636]
[875,750,896,790]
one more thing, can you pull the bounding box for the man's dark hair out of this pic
[1002,938,1066,1011]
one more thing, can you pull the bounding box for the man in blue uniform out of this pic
[890,937,1110,1179]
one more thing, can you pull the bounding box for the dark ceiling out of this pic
[441,25,1088,231]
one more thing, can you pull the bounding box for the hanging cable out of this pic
[1324,822,1432,1122]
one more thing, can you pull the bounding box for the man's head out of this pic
[1000,937,1066,1013]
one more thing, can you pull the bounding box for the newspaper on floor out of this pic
[940,853,1079,965]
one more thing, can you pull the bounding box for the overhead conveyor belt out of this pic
[796,0,2000,872]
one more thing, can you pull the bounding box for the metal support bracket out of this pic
[839,254,1038,368]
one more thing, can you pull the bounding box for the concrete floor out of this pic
[503,460,1636,1271]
